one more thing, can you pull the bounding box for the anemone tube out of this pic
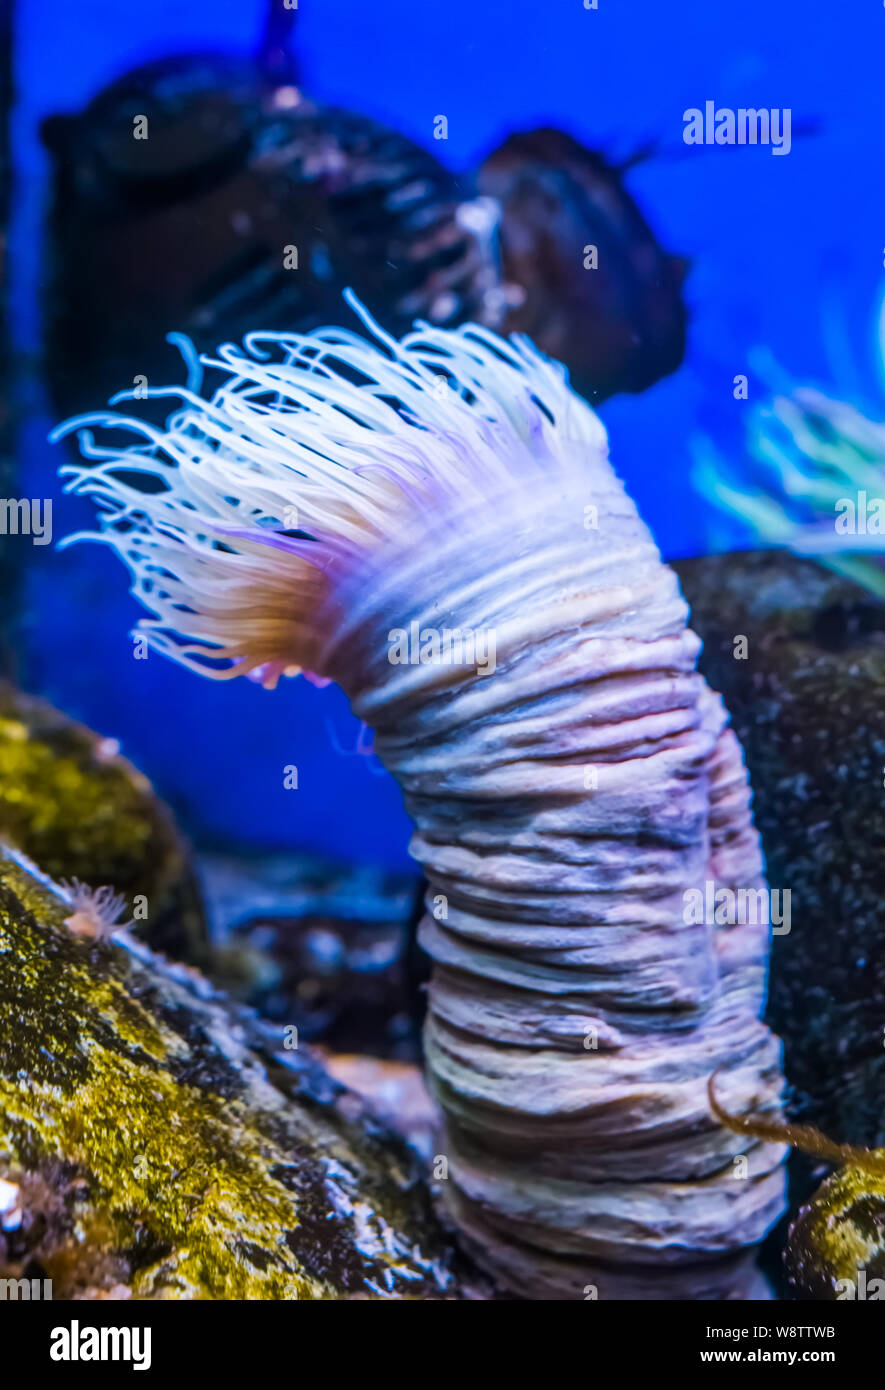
[56,297,787,1299]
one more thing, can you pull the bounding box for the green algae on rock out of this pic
[784,1164,885,1299]
[0,847,462,1299]
[674,550,885,1148]
[0,681,206,964]
[708,1074,885,1300]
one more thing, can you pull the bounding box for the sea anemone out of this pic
[56,296,787,1299]
[61,879,131,943]
[694,347,885,600]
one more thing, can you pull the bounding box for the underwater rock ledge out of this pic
[675,549,885,1147]
[0,847,467,1300]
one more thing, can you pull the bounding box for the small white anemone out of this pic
[61,880,132,943]
[54,292,607,688]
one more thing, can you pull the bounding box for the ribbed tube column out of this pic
[319,467,786,1300]
[58,297,788,1301]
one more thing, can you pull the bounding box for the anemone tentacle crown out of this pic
[57,296,787,1298]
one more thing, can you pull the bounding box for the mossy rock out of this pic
[0,848,464,1299]
[784,1165,885,1299]
[0,681,207,964]
[675,551,885,1148]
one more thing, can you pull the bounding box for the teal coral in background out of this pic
[695,309,885,600]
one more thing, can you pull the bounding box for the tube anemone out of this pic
[56,295,787,1299]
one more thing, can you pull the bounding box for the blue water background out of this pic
[12,0,885,869]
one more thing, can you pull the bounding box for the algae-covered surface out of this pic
[0,847,460,1299]
[785,1164,885,1299]
[0,681,206,963]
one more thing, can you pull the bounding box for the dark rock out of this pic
[43,55,499,423]
[674,549,885,1148]
[477,129,688,403]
